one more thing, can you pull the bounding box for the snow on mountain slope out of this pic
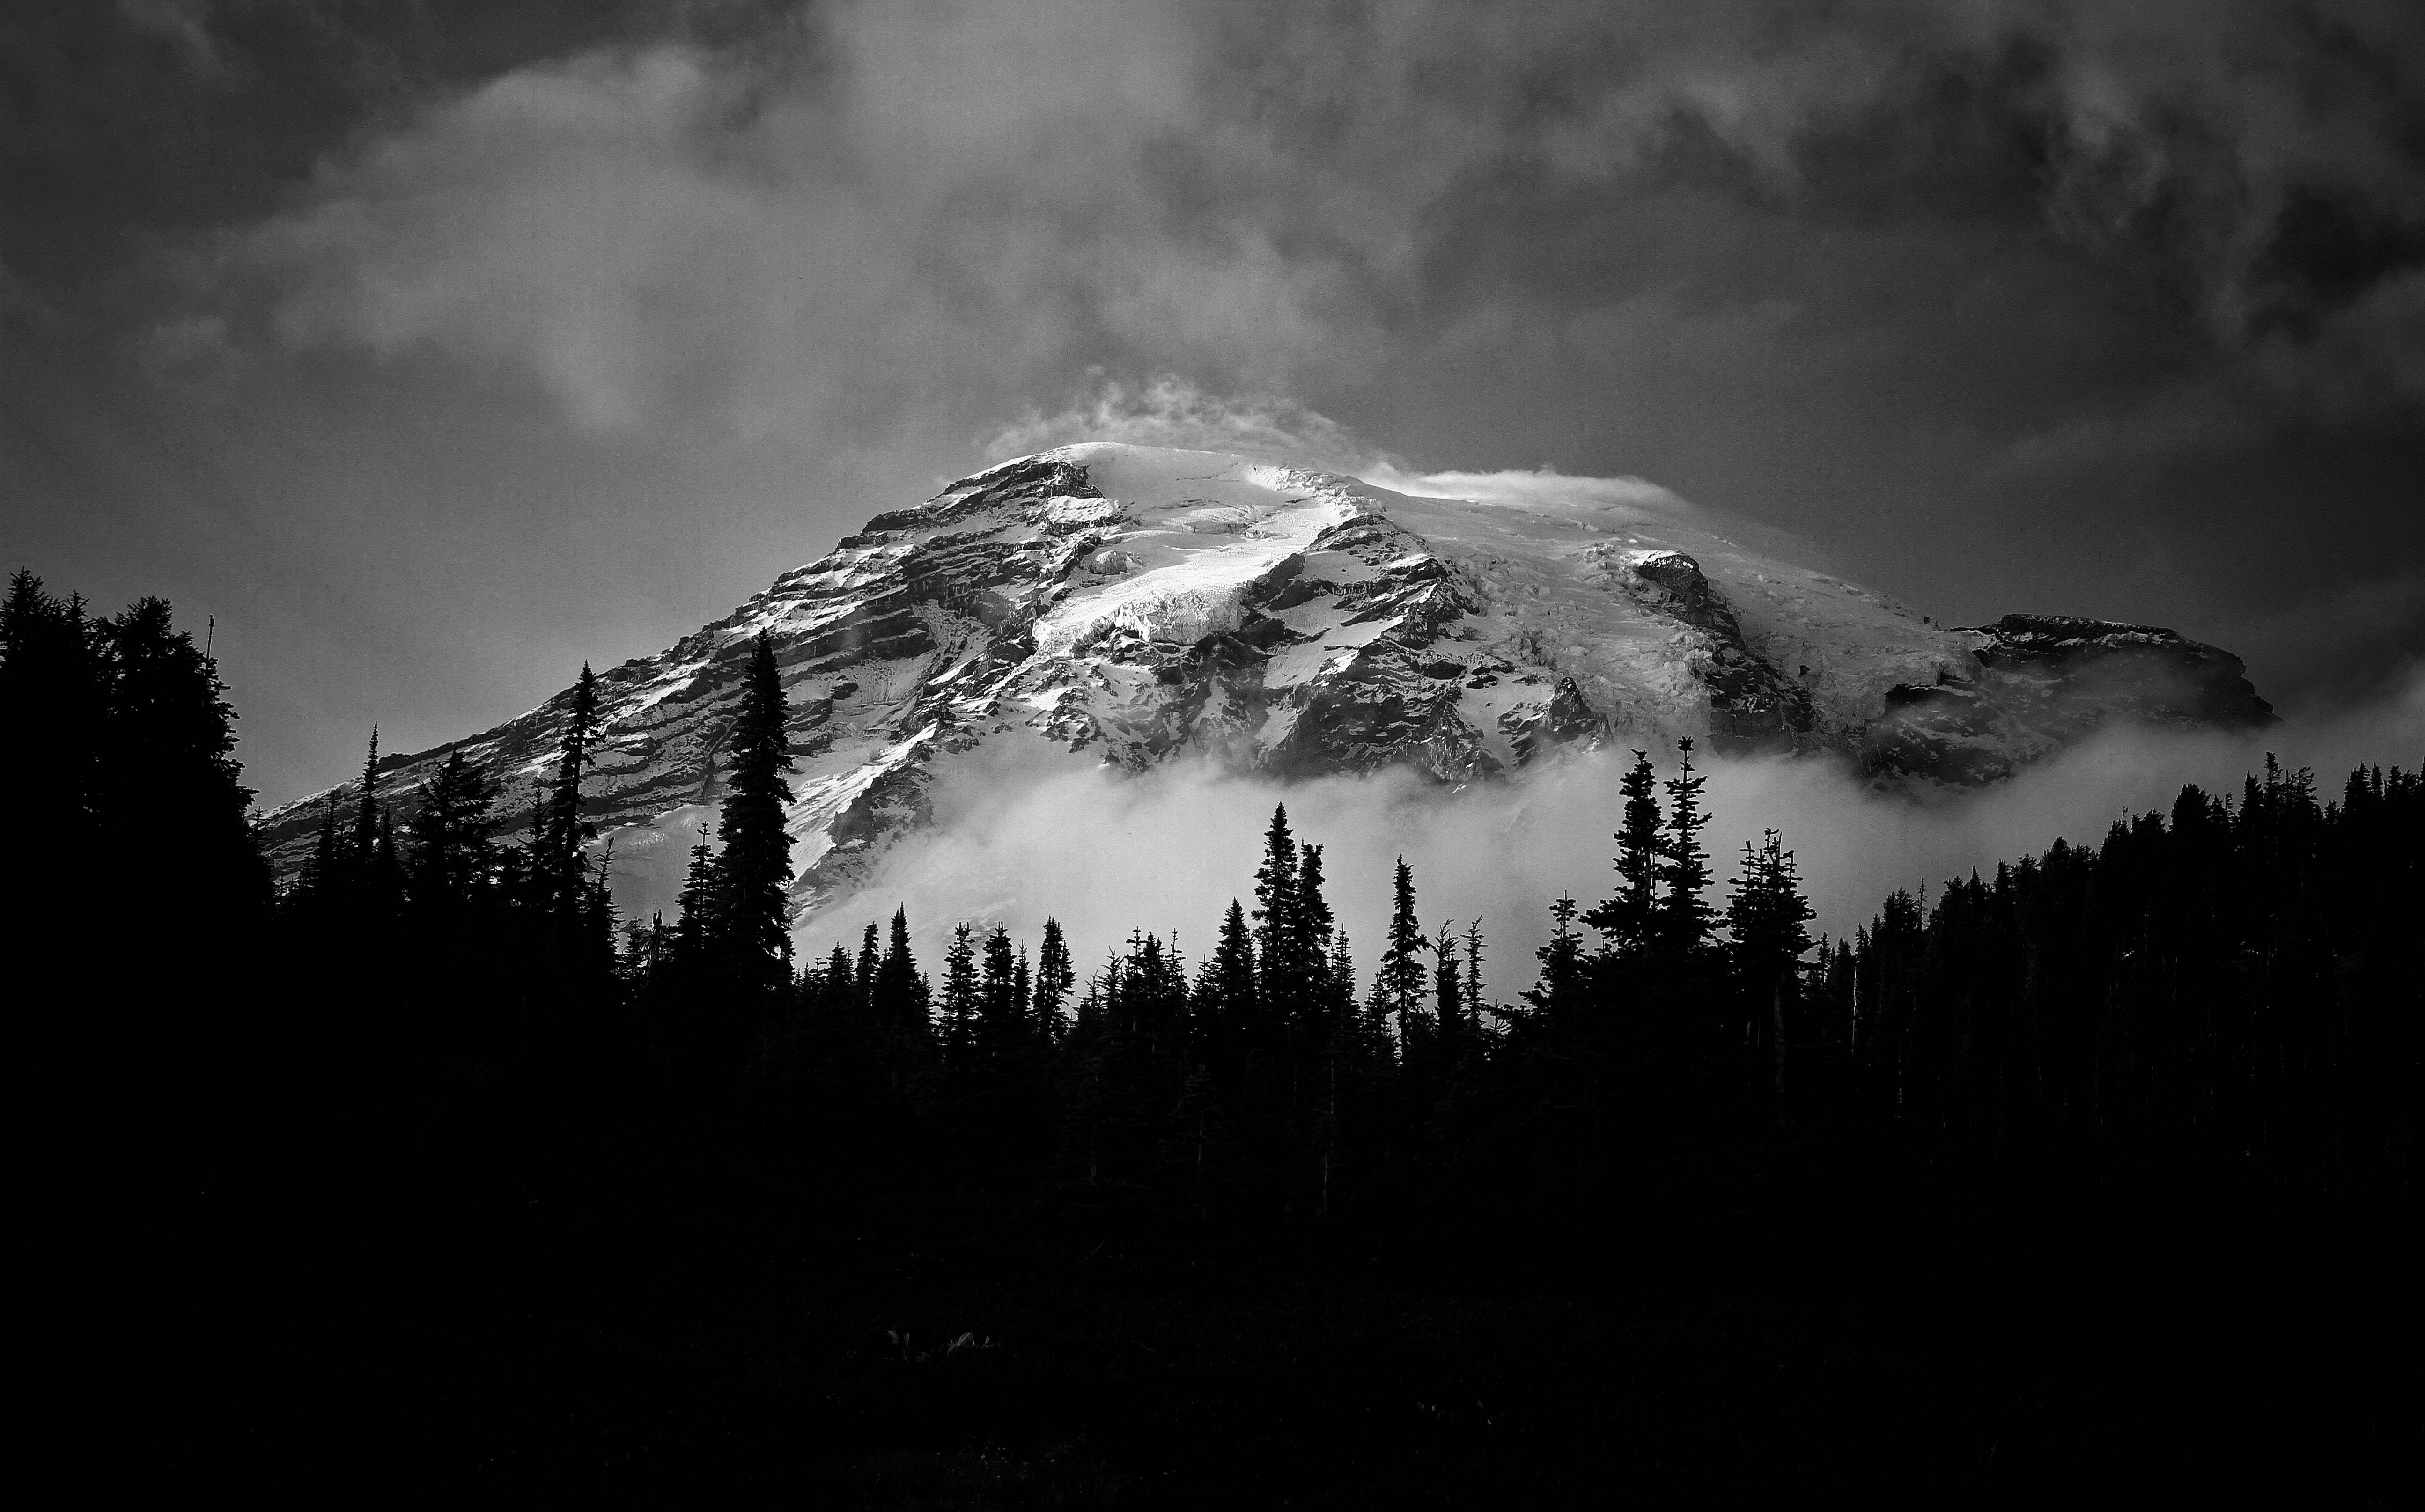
[256,443,2273,929]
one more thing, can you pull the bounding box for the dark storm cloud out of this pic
[4,0,2420,803]
[200,1,2425,439]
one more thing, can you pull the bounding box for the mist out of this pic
[808,664,2425,994]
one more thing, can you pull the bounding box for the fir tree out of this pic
[856,922,883,1004]
[100,595,265,912]
[0,573,105,887]
[715,633,797,988]
[407,750,500,910]
[673,837,721,966]
[1725,830,1815,991]
[876,906,929,1043]
[1585,749,1665,954]
[539,664,604,919]
[1462,919,1486,1027]
[1034,917,1075,1039]
[1523,896,1585,1020]
[1202,899,1259,1038]
[1251,805,1301,984]
[1655,737,1718,956]
[1433,919,1465,1042]
[1379,856,1430,1040]
[350,724,383,888]
[941,923,979,1068]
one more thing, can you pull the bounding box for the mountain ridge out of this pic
[256,444,2274,930]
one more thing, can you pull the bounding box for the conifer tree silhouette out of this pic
[1585,749,1664,955]
[1655,737,1717,958]
[1034,917,1075,1040]
[538,664,603,923]
[715,633,796,989]
[1379,857,1430,1046]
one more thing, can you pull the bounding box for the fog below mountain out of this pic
[817,667,2425,985]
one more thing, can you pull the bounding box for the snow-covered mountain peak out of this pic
[257,444,2274,930]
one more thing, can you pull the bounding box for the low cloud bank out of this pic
[805,668,2425,997]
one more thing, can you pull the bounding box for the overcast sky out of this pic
[6,0,2421,807]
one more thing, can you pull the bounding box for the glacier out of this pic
[256,443,2274,932]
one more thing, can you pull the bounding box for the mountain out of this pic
[255,443,2273,925]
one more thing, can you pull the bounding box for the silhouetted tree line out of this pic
[7,571,2414,1217]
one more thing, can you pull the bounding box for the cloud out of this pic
[982,374,1385,473]
[1364,465,1692,517]
[806,663,2425,998]
[201,0,2425,457]
[984,372,1699,525]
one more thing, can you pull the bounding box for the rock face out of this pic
[1860,614,2275,785]
[255,444,2273,927]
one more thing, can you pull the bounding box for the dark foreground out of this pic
[152,1124,2406,1505]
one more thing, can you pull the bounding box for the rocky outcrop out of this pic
[255,445,2275,930]
[1860,614,2275,784]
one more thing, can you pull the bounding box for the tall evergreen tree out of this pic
[539,664,604,920]
[100,595,265,912]
[1585,749,1665,954]
[1523,896,1585,1020]
[1378,856,1430,1041]
[876,906,929,1043]
[406,750,500,910]
[673,837,721,966]
[715,633,797,988]
[856,922,883,1004]
[1034,917,1075,1039]
[941,923,979,1069]
[979,924,1023,1064]
[1655,738,1718,956]
[350,724,383,882]
[1462,920,1486,1028]
[0,573,104,899]
[1433,919,1465,1043]
[1251,805,1301,985]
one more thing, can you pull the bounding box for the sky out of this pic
[5,0,2423,810]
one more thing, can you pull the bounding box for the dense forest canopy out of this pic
[10,570,2414,1495]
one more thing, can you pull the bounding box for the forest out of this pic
[8,570,2416,1502]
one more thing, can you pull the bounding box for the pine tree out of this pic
[1433,919,1464,1043]
[1585,749,1665,955]
[1523,896,1585,1020]
[1379,856,1430,1041]
[1462,919,1486,1027]
[1296,844,1335,962]
[1203,898,1259,1039]
[0,574,105,891]
[673,837,721,966]
[1655,737,1718,957]
[539,663,604,920]
[350,724,383,893]
[98,595,265,913]
[715,633,797,988]
[407,750,500,910]
[1251,805,1301,985]
[977,922,1024,1064]
[856,922,883,1005]
[1034,917,1075,1040]
[876,906,929,1043]
[941,922,979,1068]
[821,940,857,1004]
[1725,829,1816,1114]
[1725,830,1815,988]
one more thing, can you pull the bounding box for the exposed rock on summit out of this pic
[255,444,2274,933]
